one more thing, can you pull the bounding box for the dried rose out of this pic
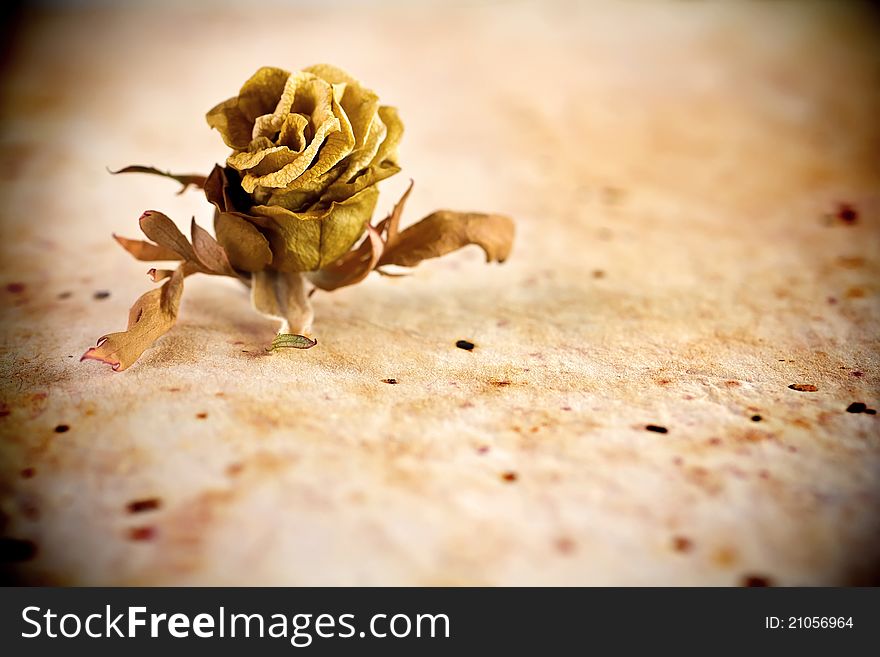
[206,65,403,272]
[82,64,514,371]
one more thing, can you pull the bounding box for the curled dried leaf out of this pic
[139,211,197,262]
[110,165,207,194]
[147,268,174,282]
[113,234,183,262]
[190,218,238,277]
[80,264,186,371]
[378,211,515,268]
[376,179,414,246]
[214,212,273,272]
[374,268,411,278]
[307,225,383,291]
[88,210,244,370]
[118,212,239,280]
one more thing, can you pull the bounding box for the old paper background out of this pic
[1,0,878,585]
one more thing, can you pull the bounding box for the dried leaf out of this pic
[214,212,273,272]
[251,269,314,336]
[190,218,237,277]
[110,165,206,195]
[307,225,383,291]
[147,268,174,282]
[139,211,197,262]
[119,210,239,280]
[80,264,186,371]
[204,165,252,218]
[113,234,182,262]
[378,211,515,268]
[376,179,414,246]
[374,268,411,278]
[269,334,317,350]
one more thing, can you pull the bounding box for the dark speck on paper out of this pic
[673,536,693,553]
[646,424,668,434]
[128,526,156,541]
[127,498,161,514]
[456,340,475,351]
[834,202,858,225]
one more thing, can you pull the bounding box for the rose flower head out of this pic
[206,64,402,272]
[82,64,514,371]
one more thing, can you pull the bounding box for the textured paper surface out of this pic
[1,1,878,585]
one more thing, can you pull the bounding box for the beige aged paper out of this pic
[1,1,878,585]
